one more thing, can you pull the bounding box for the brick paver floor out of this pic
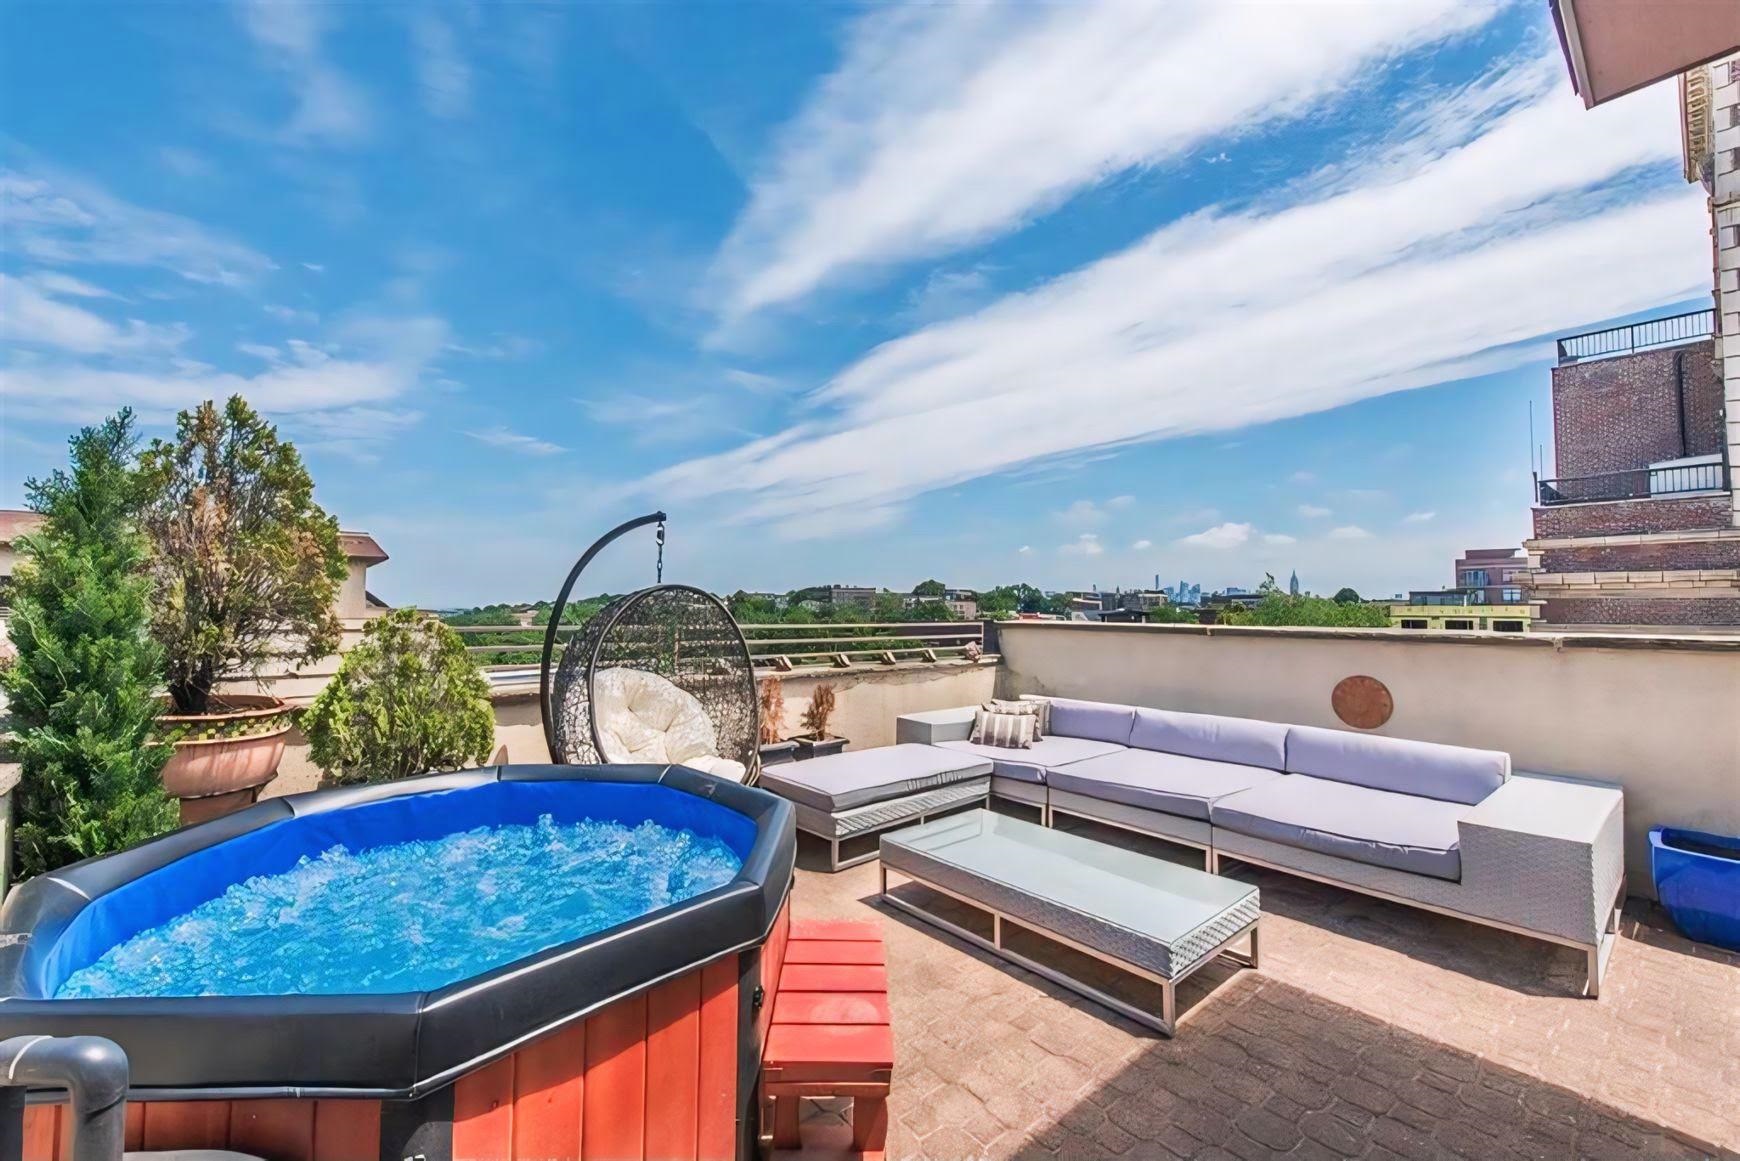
[771,812,1740,1160]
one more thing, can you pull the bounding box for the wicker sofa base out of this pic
[792,778,992,870]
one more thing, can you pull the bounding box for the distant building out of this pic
[1119,590,1168,613]
[1387,590,1537,633]
[1288,570,1301,597]
[1162,580,1202,606]
[1455,548,1527,605]
[826,585,876,609]
[943,598,978,620]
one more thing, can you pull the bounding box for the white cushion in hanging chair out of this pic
[591,667,748,782]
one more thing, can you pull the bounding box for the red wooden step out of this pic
[784,940,886,966]
[791,919,882,941]
[772,991,891,1026]
[779,964,888,993]
[764,1024,895,1082]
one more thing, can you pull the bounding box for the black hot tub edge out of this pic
[0,763,797,1099]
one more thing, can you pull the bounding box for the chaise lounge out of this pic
[898,697,1625,996]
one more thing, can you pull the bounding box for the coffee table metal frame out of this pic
[878,861,1258,1036]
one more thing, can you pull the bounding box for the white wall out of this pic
[996,621,1740,895]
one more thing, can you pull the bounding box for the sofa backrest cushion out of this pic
[1284,725,1509,805]
[1044,698,1137,746]
[1130,708,1287,771]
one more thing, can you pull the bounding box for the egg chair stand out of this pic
[540,514,761,785]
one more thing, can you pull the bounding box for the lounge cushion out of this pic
[1130,708,1287,771]
[1044,698,1137,745]
[594,667,745,780]
[1285,726,1508,806]
[934,735,1125,784]
[1047,748,1283,821]
[757,744,992,813]
[1211,774,1470,880]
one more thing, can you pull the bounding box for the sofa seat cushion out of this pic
[1130,708,1287,771]
[1284,725,1508,806]
[1047,749,1283,821]
[758,744,993,813]
[934,736,1125,784]
[1211,774,1470,880]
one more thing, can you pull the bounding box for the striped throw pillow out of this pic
[971,708,1036,749]
[985,697,1049,737]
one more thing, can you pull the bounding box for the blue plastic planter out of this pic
[1649,826,1740,952]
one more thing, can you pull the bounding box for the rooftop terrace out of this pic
[786,814,1738,1160]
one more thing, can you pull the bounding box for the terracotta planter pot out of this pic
[158,694,293,825]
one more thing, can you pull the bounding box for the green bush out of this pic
[304,608,496,785]
[1236,594,1391,628]
[1,412,177,878]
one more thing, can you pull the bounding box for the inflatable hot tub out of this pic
[0,764,796,1161]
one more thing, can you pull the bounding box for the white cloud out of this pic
[239,0,372,144]
[710,0,1497,320]
[466,426,565,456]
[1329,525,1372,540]
[0,169,273,286]
[1263,533,1298,545]
[1017,544,1033,555]
[1056,498,1111,527]
[1131,538,1153,550]
[408,11,471,119]
[1060,532,1104,556]
[1179,522,1252,549]
[1298,504,1333,518]
[1289,470,1317,484]
[649,62,1702,541]
[23,271,118,299]
[1402,511,1437,524]
[1,314,447,461]
[301,262,326,273]
[0,274,188,354]
[265,303,320,325]
[1107,494,1135,509]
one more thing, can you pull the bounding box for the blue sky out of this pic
[0,1,1713,605]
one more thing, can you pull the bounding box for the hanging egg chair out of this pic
[540,514,760,784]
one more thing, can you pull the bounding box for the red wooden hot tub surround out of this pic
[22,901,794,1161]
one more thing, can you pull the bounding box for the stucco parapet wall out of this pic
[1526,527,1740,550]
[992,619,1740,653]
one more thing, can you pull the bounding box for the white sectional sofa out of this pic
[896,697,1625,997]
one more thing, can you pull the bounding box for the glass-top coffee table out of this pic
[879,809,1259,1035]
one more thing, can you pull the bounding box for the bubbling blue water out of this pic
[55,815,742,999]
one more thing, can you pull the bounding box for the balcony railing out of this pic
[1555,309,1714,363]
[1535,458,1729,505]
[446,619,986,678]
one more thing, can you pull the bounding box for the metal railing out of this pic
[446,619,986,673]
[1536,459,1729,505]
[1555,309,1714,363]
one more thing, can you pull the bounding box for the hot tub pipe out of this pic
[0,1036,128,1161]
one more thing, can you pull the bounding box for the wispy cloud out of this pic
[650,62,1701,539]
[1131,538,1153,550]
[466,426,565,456]
[239,0,372,144]
[0,273,188,354]
[1402,510,1437,524]
[1298,504,1333,519]
[1329,525,1372,540]
[710,0,1498,321]
[1179,522,1252,549]
[408,11,471,119]
[1,168,273,286]
[1263,533,1298,545]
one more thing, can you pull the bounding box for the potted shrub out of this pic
[303,609,496,785]
[0,412,178,877]
[757,677,798,768]
[139,397,347,823]
[790,682,847,760]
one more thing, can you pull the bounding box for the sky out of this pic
[0,1,1714,606]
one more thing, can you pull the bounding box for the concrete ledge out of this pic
[993,619,1740,651]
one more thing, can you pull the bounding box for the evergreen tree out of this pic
[1,412,177,878]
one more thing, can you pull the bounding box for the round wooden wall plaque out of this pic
[1332,675,1392,730]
